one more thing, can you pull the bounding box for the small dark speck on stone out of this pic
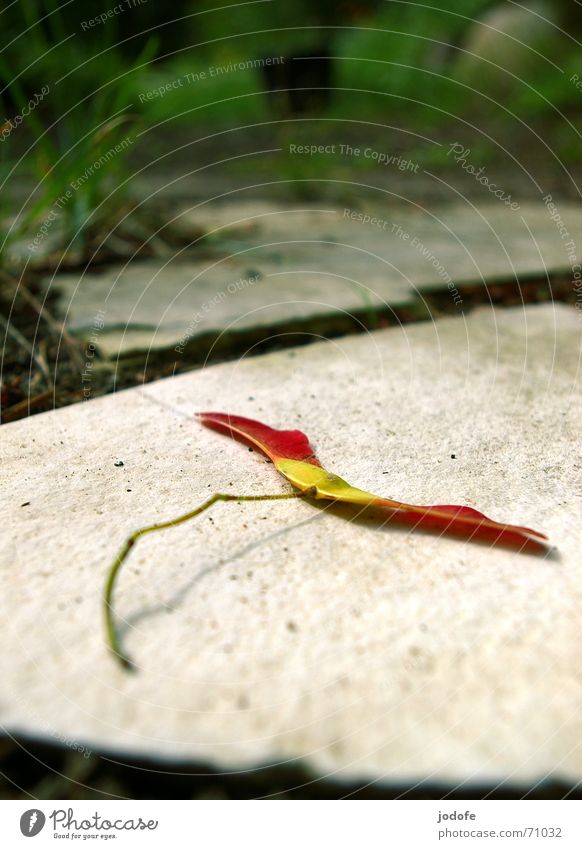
[451,454,457,459]
[114,460,124,467]
[229,574,238,580]
[287,621,298,633]
[126,489,132,492]
[248,396,254,401]
[382,471,389,475]
[248,447,253,452]
[20,502,30,507]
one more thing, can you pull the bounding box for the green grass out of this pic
[0,0,157,256]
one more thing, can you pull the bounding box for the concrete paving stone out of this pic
[50,200,582,359]
[1,303,581,784]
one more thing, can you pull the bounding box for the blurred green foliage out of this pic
[0,0,158,255]
[3,0,581,135]
[127,0,582,136]
[1,0,580,254]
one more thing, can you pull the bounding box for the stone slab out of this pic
[50,201,582,359]
[1,303,581,785]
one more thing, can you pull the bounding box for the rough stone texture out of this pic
[2,303,581,785]
[50,201,582,358]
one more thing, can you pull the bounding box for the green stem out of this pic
[103,490,307,671]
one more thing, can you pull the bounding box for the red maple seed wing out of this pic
[198,412,550,554]
[197,412,321,466]
[371,501,549,553]
[427,504,548,540]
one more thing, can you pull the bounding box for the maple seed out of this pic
[198,412,550,554]
[103,411,552,672]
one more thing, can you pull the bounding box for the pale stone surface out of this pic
[2,303,581,785]
[50,201,582,358]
